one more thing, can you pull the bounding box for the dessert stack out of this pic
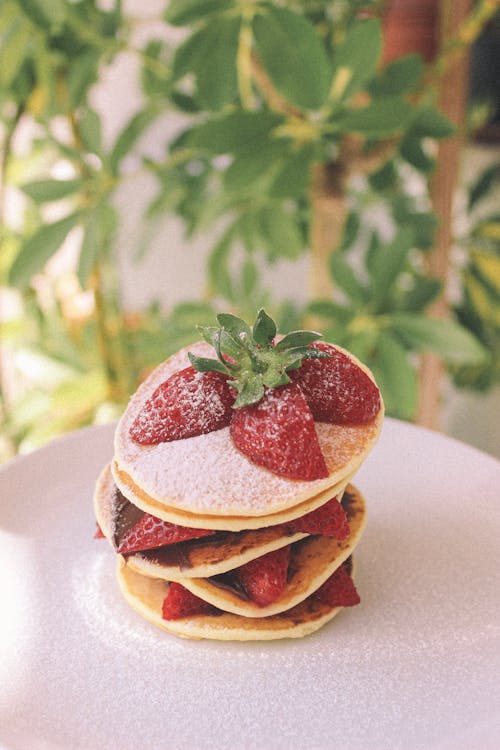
[94,310,383,640]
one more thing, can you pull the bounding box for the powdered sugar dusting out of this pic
[114,343,383,516]
[130,367,233,443]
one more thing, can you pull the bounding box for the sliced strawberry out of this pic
[236,545,291,607]
[313,562,360,607]
[288,496,350,539]
[291,342,380,425]
[130,366,234,444]
[230,383,329,481]
[117,513,213,554]
[162,582,217,620]
[94,523,106,539]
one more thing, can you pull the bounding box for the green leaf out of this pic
[253,309,277,347]
[399,277,442,312]
[389,313,488,365]
[164,0,233,26]
[252,6,331,109]
[188,353,228,374]
[79,107,102,154]
[372,332,418,419]
[468,162,500,211]
[140,40,170,99]
[0,18,31,89]
[370,54,423,97]
[269,145,314,199]
[18,0,66,28]
[329,253,366,304]
[472,248,500,295]
[399,134,435,172]
[258,205,304,260]
[409,106,455,139]
[307,299,354,325]
[232,377,265,408]
[109,108,157,175]
[339,211,361,252]
[189,111,283,154]
[66,49,100,107]
[224,140,286,192]
[8,212,81,288]
[172,27,211,80]
[275,331,322,351]
[77,213,100,287]
[195,17,240,110]
[368,160,398,191]
[336,97,413,137]
[21,179,83,203]
[368,228,414,312]
[241,256,259,298]
[330,19,382,103]
[217,312,252,339]
[208,231,235,301]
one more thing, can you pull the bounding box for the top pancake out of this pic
[114,341,383,518]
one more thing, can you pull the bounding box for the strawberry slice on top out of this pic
[291,342,380,425]
[230,383,328,481]
[130,366,234,444]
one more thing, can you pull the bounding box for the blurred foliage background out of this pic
[1,0,499,461]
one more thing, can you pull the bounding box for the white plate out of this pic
[1,419,499,750]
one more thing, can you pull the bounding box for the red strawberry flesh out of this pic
[130,366,234,444]
[287,496,350,539]
[94,523,106,539]
[230,383,329,481]
[162,582,217,620]
[117,513,213,554]
[291,342,380,425]
[236,545,291,607]
[313,562,360,607]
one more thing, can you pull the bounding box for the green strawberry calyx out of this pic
[188,309,330,408]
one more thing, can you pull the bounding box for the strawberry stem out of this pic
[189,308,327,408]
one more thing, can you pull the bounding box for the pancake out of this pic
[111,460,354,531]
[117,557,356,641]
[94,463,310,579]
[114,342,383,518]
[177,486,365,617]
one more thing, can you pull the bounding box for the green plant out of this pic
[452,162,500,390]
[0,0,494,460]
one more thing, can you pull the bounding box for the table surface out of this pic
[1,418,499,750]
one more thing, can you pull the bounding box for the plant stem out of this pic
[69,112,132,405]
[417,0,473,429]
[309,162,348,299]
[0,105,24,453]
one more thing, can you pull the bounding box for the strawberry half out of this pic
[230,383,329,481]
[287,496,350,539]
[162,582,217,620]
[291,342,380,425]
[236,545,291,607]
[130,366,234,444]
[117,513,213,554]
[313,562,360,607]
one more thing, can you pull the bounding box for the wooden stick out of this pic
[416,0,472,428]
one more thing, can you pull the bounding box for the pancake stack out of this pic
[93,311,383,640]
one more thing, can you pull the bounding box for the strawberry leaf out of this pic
[275,330,322,350]
[187,353,228,374]
[253,308,277,347]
